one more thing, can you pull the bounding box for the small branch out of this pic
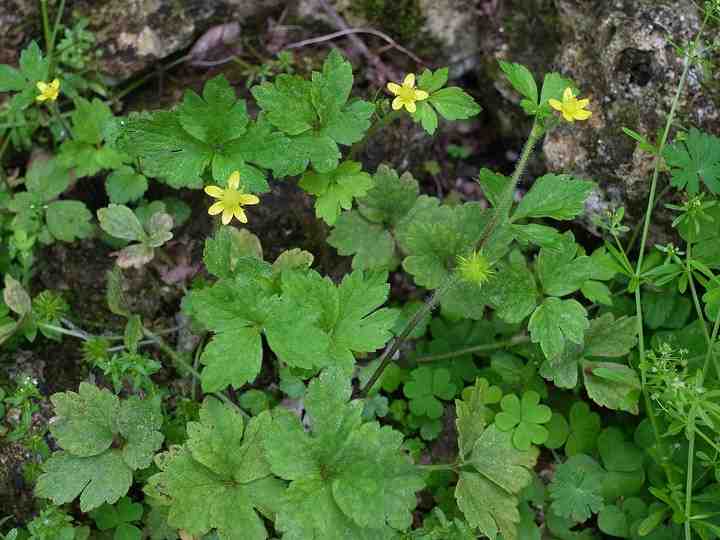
[284,28,425,66]
[415,335,530,363]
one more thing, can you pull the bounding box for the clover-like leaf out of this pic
[403,366,457,420]
[495,391,552,450]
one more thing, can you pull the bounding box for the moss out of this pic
[352,0,426,44]
[502,0,562,75]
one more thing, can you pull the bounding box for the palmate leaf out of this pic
[266,368,425,540]
[35,383,163,511]
[663,128,720,194]
[252,49,374,174]
[146,398,284,540]
[281,269,398,373]
[184,276,331,391]
[117,76,288,190]
[327,210,396,270]
[548,454,605,524]
[299,160,373,225]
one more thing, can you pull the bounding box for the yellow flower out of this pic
[549,87,592,122]
[456,251,495,286]
[386,74,429,113]
[36,78,60,103]
[204,171,260,225]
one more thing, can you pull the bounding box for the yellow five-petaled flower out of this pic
[549,87,592,123]
[386,74,429,113]
[204,171,260,225]
[36,78,60,103]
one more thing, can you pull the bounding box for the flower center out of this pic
[222,190,244,207]
[397,85,417,102]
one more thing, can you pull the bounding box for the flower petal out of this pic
[576,98,590,108]
[208,201,225,215]
[228,171,241,190]
[563,87,574,101]
[221,209,233,225]
[403,73,415,88]
[392,96,404,110]
[562,111,575,122]
[414,89,429,101]
[387,82,401,95]
[50,79,60,91]
[36,81,47,92]
[548,99,563,112]
[238,194,260,205]
[233,207,248,223]
[574,109,592,120]
[405,101,417,113]
[204,185,224,198]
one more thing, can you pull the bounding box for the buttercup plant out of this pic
[2,2,720,539]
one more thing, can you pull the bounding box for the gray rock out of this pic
[0,0,284,81]
[542,0,714,240]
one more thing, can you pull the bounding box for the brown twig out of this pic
[283,28,426,66]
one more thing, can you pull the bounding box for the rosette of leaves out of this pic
[265,368,425,539]
[409,67,483,135]
[184,228,397,392]
[454,379,538,540]
[35,383,163,511]
[116,74,288,190]
[6,158,93,244]
[145,397,284,540]
[251,49,374,175]
[97,204,173,268]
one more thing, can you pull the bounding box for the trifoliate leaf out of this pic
[538,73,574,116]
[266,368,425,539]
[358,165,420,225]
[548,454,605,524]
[428,87,482,120]
[327,210,396,270]
[106,166,148,204]
[36,384,163,511]
[536,235,595,297]
[663,128,720,194]
[45,200,93,242]
[528,297,588,361]
[544,413,570,450]
[146,399,283,540]
[455,425,538,540]
[299,160,373,225]
[403,367,457,419]
[495,391,551,451]
[252,49,373,174]
[513,174,594,221]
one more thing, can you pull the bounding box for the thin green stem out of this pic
[633,30,699,501]
[143,327,247,416]
[685,405,697,540]
[358,119,542,398]
[702,308,720,380]
[38,322,90,341]
[40,0,53,63]
[415,335,529,363]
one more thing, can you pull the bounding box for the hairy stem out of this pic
[358,119,542,397]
